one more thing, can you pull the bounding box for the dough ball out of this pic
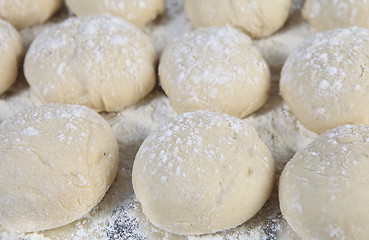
[132,111,275,235]
[280,27,369,134]
[0,19,22,95]
[279,124,369,239]
[303,0,369,31]
[0,0,62,29]
[159,27,271,118]
[184,0,293,38]
[65,0,166,27]
[24,15,157,112]
[0,103,119,232]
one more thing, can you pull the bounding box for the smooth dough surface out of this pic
[279,124,369,240]
[0,19,22,95]
[159,27,270,118]
[303,0,369,31]
[0,0,62,29]
[65,0,166,26]
[184,0,293,38]
[280,27,369,134]
[24,15,157,112]
[132,111,275,235]
[0,103,119,232]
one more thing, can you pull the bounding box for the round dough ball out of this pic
[0,103,119,232]
[0,0,62,29]
[24,15,157,112]
[159,27,271,118]
[303,0,369,31]
[0,19,22,95]
[279,124,369,239]
[132,111,275,235]
[184,0,293,38]
[65,0,166,27]
[280,27,369,134]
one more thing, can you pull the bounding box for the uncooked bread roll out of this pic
[280,27,369,134]
[0,19,22,95]
[303,0,369,31]
[0,103,119,232]
[132,111,275,235]
[0,0,62,29]
[159,27,270,118]
[65,0,166,26]
[279,124,369,239]
[184,0,293,38]
[24,15,157,112]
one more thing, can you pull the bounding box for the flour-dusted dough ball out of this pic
[303,0,369,31]
[132,111,275,235]
[280,27,369,134]
[279,125,369,239]
[0,104,119,232]
[0,19,22,95]
[0,0,62,29]
[65,0,166,27]
[159,27,270,118]
[184,0,293,38]
[24,15,157,112]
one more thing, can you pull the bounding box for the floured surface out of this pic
[0,0,319,239]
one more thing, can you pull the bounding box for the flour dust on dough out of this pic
[0,103,119,232]
[279,124,369,239]
[184,0,293,38]
[0,0,62,29]
[280,26,369,134]
[0,19,22,95]
[65,0,166,27]
[24,15,157,112]
[159,26,270,118]
[132,111,275,235]
[303,0,369,31]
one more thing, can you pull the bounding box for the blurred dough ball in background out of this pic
[24,15,157,112]
[280,27,369,134]
[0,103,119,232]
[65,0,166,27]
[0,0,62,29]
[132,111,275,235]
[303,0,369,31]
[183,0,293,38]
[279,124,369,240]
[159,26,270,118]
[0,19,22,95]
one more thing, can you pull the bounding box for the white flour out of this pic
[0,0,319,239]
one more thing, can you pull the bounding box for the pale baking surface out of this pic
[0,0,319,239]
